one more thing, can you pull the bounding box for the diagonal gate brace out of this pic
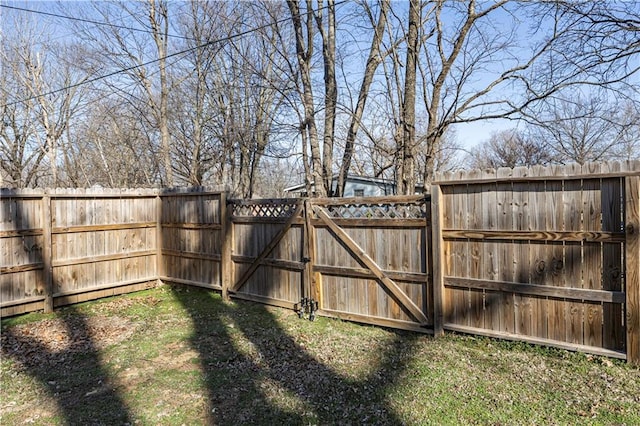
[313,205,429,325]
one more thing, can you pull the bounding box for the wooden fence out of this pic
[1,161,638,363]
[1,189,159,316]
[431,162,639,362]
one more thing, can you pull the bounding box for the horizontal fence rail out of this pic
[1,161,639,363]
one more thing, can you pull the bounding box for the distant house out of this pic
[283,175,398,198]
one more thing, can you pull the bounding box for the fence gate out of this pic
[308,196,432,332]
[227,199,306,308]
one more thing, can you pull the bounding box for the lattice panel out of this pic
[321,201,428,219]
[232,201,299,218]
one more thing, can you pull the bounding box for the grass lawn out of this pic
[1,285,639,425]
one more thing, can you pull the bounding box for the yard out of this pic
[1,285,639,425]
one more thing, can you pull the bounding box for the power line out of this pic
[1,0,348,109]
[0,4,197,41]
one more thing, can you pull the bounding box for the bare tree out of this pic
[286,0,328,196]
[613,101,640,161]
[68,0,175,185]
[527,94,637,164]
[467,129,554,169]
[377,0,640,189]
[0,13,86,187]
[335,0,390,197]
[169,0,226,186]
[63,99,160,187]
[0,39,42,187]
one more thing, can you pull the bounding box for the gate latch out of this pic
[294,297,318,321]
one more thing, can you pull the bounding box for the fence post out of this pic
[431,185,444,336]
[221,192,231,302]
[155,192,164,286]
[625,175,640,364]
[42,192,54,313]
[303,199,319,304]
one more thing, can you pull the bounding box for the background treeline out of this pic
[1,1,639,196]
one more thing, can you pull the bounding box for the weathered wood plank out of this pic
[313,264,427,283]
[160,276,222,290]
[0,229,44,238]
[155,195,163,286]
[444,323,625,360]
[0,263,44,274]
[232,255,304,271]
[230,291,296,310]
[529,169,548,340]
[161,223,223,230]
[451,178,470,328]
[311,218,427,228]
[445,276,624,303]
[434,167,640,186]
[467,170,484,331]
[303,200,314,301]
[221,194,232,301]
[52,222,156,234]
[318,309,434,334]
[442,229,625,243]
[496,169,514,334]
[547,166,566,343]
[0,295,46,309]
[564,164,584,345]
[583,176,603,348]
[52,277,157,298]
[602,175,625,351]
[625,175,640,364]
[52,250,157,267]
[230,216,305,225]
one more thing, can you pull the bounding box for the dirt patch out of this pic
[91,295,161,315]
[1,315,138,368]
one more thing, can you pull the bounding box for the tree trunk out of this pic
[149,0,174,186]
[316,0,337,196]
[287,0,326,197]
[336,0,390,197]
[398,0,419,195]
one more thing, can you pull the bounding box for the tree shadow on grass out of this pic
[171,285,419,425]
[1,306,132,425]
[1,191,133,425]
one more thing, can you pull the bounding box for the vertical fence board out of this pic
[512,167,532,338]
[602,176,624,351]
[564,165,584,345]
[547,167,566,342]
[625,175,640,364]
[496,168,514,334]
[431,185,444,335]
[583,175,603,348]
[468,170,484,330]
[42,195,53,312]
[529,166,548,340]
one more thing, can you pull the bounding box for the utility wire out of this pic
[1,0,347,109]
[0,4,197,41]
